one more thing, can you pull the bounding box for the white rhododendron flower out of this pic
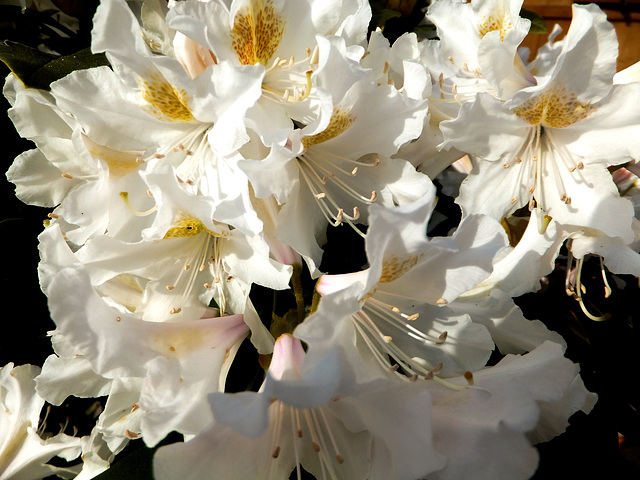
[0,363,83,480]
[4,0,632,478]
[441,4,640,241]
[153,334,446,480]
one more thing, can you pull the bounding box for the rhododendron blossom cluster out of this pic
[3,0,639,479]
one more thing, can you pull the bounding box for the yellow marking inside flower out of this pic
[163,216,227,239]
[301,109,356,151]
[513,87,592,128]
[379,255,420,283]
[82,134,142,179]
[140,74,194,122]
[478,14,513,41]
[231,0,284,66]
[151,327,210,358]
[164,217,207,238]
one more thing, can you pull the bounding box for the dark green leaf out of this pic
[0,42,109,91]
[372,8,403,28]
[520,8,548,34]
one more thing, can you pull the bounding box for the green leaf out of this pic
[372,8,403,28]
[520,8,548,34]
[0,42,109,91]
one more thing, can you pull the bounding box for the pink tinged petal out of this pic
[173,32,217,79]
[47,267,249,380]
[316,270,369,296]
[269,334,307,381]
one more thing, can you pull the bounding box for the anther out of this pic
[406,313,419,321]
[312,442,321,453]
[61,173,74,179]
[336,455,345,464]
[510,197,517,203]
[170,308,182,314]
[383,335,393,343]
[435,298,447,305]
[464,371,474,385]
[272,446,281,459]
[350,167,358,176]
[166,285,175,291]
[154,153,165,159]
[409,374,419,382]
[436,331,448,344]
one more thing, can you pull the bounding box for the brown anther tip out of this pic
[432,362,443,373]
[170,308,182,314]
[166,285,175,291]
[297,430,303,438]
[436,331,448,344]
[125,430,141,439]
[169,346,176,352]
[510,197,517,203]
[388,364,400,372]
[272,446,281,459]
[424,371,434,380]
[131,403,140,412]
[336,455,345,464]
[116,316,122,322]
[464,371,474,385]
[503,164,510,169]
[409,374,419,382]
[312,442,321,452]
[61,173,74,179]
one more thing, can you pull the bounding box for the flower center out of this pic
[513,87,593,128]
[160,217,230,316]
[139,73,194,123]
[296,109,379,235]
[477,11,513,41]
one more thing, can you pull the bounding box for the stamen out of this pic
[119,192,158,217]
